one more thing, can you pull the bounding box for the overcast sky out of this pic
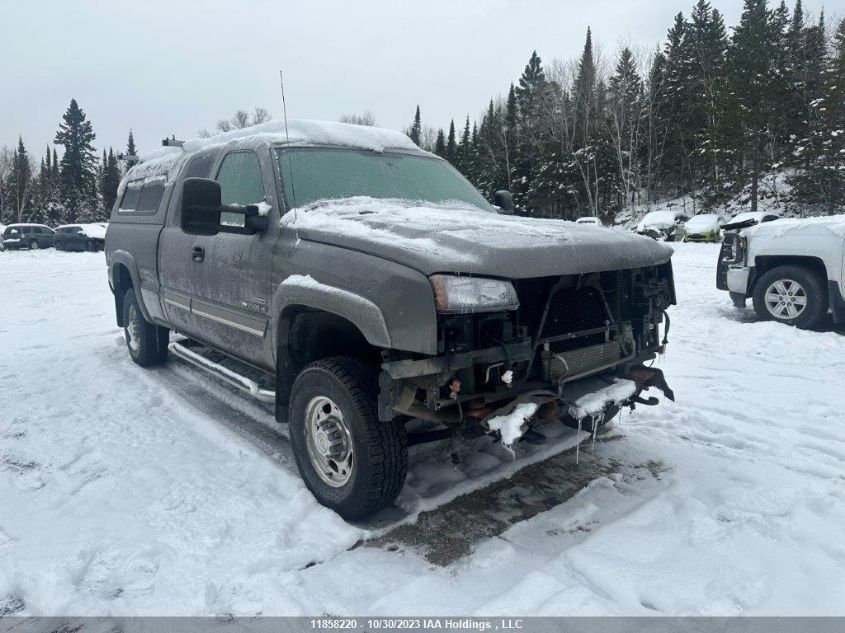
[0,0,834,159]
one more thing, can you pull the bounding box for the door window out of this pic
[215,152,265,227]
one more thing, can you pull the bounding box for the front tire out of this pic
[122,288,169,366]
[752,265,828,329]
[288,357,407,520]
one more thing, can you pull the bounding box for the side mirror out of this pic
[181,177,269,235]
[493,190,514,214]
[182,178,222,236]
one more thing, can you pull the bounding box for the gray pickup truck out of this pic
[105,120,676,519]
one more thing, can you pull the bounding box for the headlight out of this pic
[430,275,519,313]
[731,235,747,263]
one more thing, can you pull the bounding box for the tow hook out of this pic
[626,365,675,402]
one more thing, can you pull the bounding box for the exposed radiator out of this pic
[545,341,623,382]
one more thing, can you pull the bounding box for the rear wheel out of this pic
[288,357,407,520]
[122,288,169,366]
[752,265,828,329]
[29,240,39,250]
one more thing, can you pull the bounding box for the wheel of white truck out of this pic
[752,265,828,329]
[288,357,408,520]
[122,288,170,367]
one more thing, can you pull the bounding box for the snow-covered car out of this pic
[575,216,603,227]
[636,209,690,241]
[1,223,56,250]
[716,215,845,329]
[723,210,781,231]
[55,223,107,252]
[682,213,726,242]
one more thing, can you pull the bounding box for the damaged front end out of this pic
[379,262,676,445]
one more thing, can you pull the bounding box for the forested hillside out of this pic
[413,0,845,221]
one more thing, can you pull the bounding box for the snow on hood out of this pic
[283,197,673,278]
[742,214,845,240]
[684,214,722,232]
[637,210,682,232]
[183,119,420,154]
[730,211,777,225]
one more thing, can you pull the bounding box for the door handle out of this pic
[192,246,205,262]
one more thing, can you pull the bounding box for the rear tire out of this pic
[288,357,407,520]
[752,265,828,329]
[122,288,169,366]
[29,240,39,250]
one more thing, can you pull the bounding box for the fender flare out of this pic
[271,275,391,351]
[110,250,154,323]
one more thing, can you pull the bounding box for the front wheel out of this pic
[752,265,828,329]
[288,357,407,520]
[122,288,169,366]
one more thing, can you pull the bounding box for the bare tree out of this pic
[338,111,377,126]
[253,106,271,125]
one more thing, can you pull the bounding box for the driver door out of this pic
[195,150,276,369]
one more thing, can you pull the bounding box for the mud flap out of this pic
[626,365,675,402]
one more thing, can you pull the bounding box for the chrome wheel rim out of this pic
[29,241,38,250]
[304,396,353,487]
[764,279,807,320]
[126,303,141,353]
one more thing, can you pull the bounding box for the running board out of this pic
[168,341,276,403]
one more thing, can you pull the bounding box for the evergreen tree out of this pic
[725,0,781,211]
[433,128,446,157]
[408,106,422,146]
[445,119,457,164]
[9,137,33,223]
[100,147,121,217]
[456,116,472,176]
[123,129,137,174]
[54,98,98,222]
[788,16,844,212]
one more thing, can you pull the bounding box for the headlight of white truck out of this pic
[430,275,519,313]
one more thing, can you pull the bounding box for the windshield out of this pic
[277,148,491,211]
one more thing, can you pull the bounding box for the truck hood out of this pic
[282,197,673,278]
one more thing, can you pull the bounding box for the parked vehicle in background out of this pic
[716,212,782,289]
[724,211,781,230]
[682,213,726,243]
[106,120,676,519]
[636,210,690,241]
[716,215,845,329]
[0,225,5,252]
[55,223,107,252]
[575,216,603,227]
[2,224,56,250]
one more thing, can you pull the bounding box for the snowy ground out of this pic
[1,244,844,616]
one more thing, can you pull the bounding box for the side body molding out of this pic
[272,274,391,350]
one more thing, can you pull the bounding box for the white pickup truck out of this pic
[717,215,845,329]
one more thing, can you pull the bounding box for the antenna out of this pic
[280,70,297,212]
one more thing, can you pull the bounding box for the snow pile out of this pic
[485,403,540,447]
[567,379,638,420]
[183,119,420,154]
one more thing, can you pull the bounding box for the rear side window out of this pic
[215,152,265,227]
[184,152,216,179]
[119,181,143,212]
[136,181,165,213]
